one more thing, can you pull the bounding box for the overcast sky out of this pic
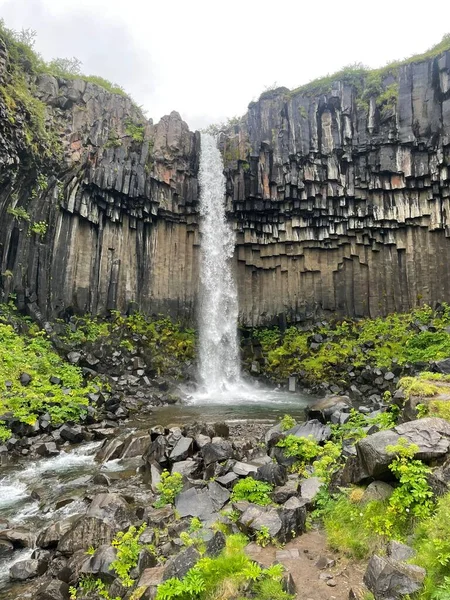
[0,0,448,130]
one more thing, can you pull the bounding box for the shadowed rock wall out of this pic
[1,38,450,326]
[222,51,450,324]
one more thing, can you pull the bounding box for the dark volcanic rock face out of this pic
[1,40,450,325]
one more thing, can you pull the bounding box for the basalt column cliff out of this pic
[0,35,450,326]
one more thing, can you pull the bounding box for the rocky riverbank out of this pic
[1,377,450,600]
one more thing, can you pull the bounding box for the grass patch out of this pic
[413,492,450,599]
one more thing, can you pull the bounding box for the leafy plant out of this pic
[110,523,147,587]
[125,118,145,142]
[279,414,295,431]
[230,477,273,506]
[155,534,293,600]
[154,471,183,508]
[276,434,320,473]
[0,319,99,438]
[7,206,30,222]
[30,221,48,237]
[189,517,203,533]
[255,526,271,547]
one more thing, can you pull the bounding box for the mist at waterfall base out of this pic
[182,133,312,418]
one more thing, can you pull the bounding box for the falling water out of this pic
[191,133,312,409]
[197,134,240,393]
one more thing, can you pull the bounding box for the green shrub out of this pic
[154,471,183,507]
[279,414,295,431]
[276,435,320,473]
[155,534,293,600]
[0,320,98,437]
[30,221,48,237]
[230,477,273,506]
[110,524,147,587]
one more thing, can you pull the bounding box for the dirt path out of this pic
[246,528,366,599]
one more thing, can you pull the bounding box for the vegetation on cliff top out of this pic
[251,303,450,385]
[253,34,450,118]
[0,20,141,160]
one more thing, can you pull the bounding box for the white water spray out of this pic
[197,134,240,394]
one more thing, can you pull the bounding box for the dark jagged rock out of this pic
[9,559,48,580]
[363,555,425,598]
[163,546,201,581]
[285,420,331,443]
[201,440,234,465]
[79,544,117,581]
[254,462,288,486]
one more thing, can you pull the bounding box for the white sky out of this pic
[0,0,448,130]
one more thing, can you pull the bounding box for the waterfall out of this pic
[197,133,240,394]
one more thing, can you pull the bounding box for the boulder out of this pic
[121,433,151,459]
[10,559,48,580]
[95,438,125,462]
[300,477,323,504]
[201,440,233,465]
[35,442,59,457]
[58,493,130,554]
[172,459,201,479]
[138,565,166,600]
[207,481,230,511]
[36,579,70,600]
[355,430,400,480]
[364,555,425,599]
[237,497,306,544]
[254,462,287,486]
[59,425,85,444]
[232,461,258,476]
[271,480,299,504]
[79,544,117,581]
[0,527,34,548]
[433,358,450,374]
[362,481,394,504]
[285,419,331,443]
[215,472,238,487]
[163,546,200,581]
[205,530,226,557]
[169,437,193,461]
[307,395,351,422]
[387,541,416,562]
[144,436,168,465]
[37,517,78,549]
[394,418,450,460]
[175,488,215,519]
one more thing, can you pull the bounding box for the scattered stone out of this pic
[387,540,416,562]
[59,425,85,444]
[285,419,331,443]
[215,472,238,487]
[361,481,394,503]
[10,559,48,580]
[315,556,336,570]
[163,546,201,581]
[300,477,323,504]
[364,555,426,598]
[36,579,70,600]
[169,436,193,461]
[201,440,234,465]
[207,481,230,511]
[232,461,258,476]
[254,462,287,486]
[79,544,117,581]
[175,488,215,519]
[20,372,32,386]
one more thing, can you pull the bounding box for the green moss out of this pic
[0,315,98,438]
[253,304,450,385]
